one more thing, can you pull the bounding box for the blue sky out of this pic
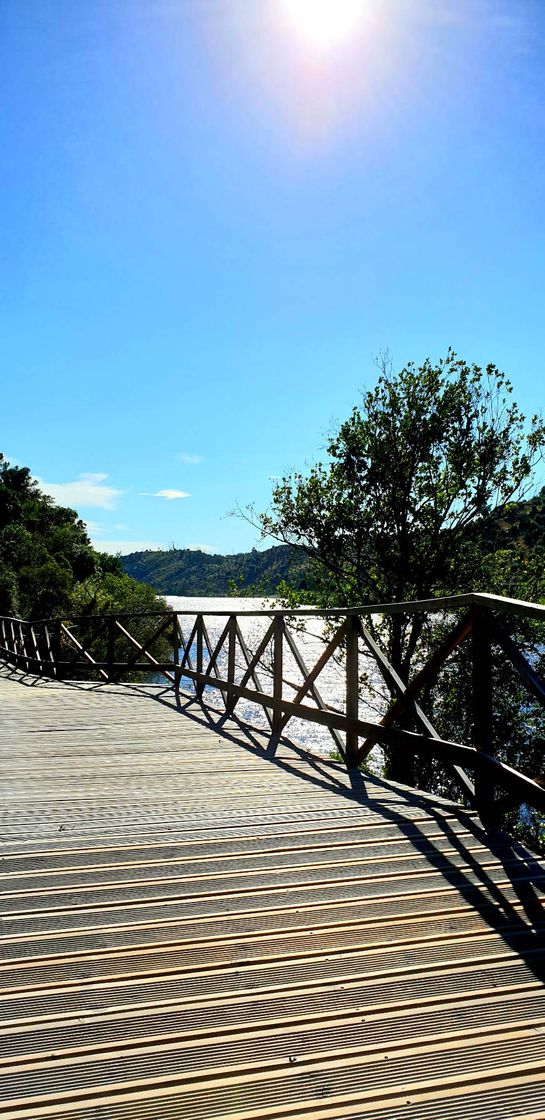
[1,0,544,554]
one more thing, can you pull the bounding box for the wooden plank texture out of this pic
[0,668,544,1119]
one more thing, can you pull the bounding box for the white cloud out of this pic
[38,472,122,511]
[143,489,191,500]
[178,453,203,464]
[92,540,164,555]
[187,543,216,554]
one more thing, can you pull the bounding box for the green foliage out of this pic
[71,569,166,616]
[260,352,545,614]
[0,453,166,632]
[122,544,313,597]
[257,353,545,849]
[69,570,170,678]
[0,456,96,618]
[258,353,545,685]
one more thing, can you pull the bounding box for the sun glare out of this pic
[280,0,367,49]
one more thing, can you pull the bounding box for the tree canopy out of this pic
[258,354,545,851]
[259,352,545,678]
[260,352,545,615]
[121,544,312,597]
[0,453,166,621]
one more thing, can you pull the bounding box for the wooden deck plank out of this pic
[1,670,544,1119]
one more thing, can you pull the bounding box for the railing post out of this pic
[54,619,63,680]
[17,623,24,672]
[471,606,494,818]
[22,623,31,674]
[226,615,237,714]
[9,621,18,669]
[43,623,53,678]
[345,614,360,768]
[272,615,284,737]
[33,623,44,677]
[196,614,205,699]
[172,612,181,704]
[107,616,115,683]
[15,622,23,670]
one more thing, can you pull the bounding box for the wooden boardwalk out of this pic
[0,669,545,1119]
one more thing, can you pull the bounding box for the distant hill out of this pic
[121,490,545,599]
[121,544,313,597]
[481,487,545,551]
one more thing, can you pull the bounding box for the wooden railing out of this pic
[1,592,545,823]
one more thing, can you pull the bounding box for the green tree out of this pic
[70,569,170,678]
[260,352,545,675]
[0,456,96,617]
[258,353,545,838]
[0,454,168,669]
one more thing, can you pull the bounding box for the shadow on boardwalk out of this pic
[3,664,545,988]
[161,677,545,988]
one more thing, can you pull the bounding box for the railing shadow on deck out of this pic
[2,656,545,987]
[117,672,545,966]
[1,592,545,986]
[142,676,545,988]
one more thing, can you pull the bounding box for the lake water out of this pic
[165,595,386,760]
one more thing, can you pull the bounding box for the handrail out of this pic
[4,590,545,625]
[1,594,545,827]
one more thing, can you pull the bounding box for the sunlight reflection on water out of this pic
[166,596,385,761]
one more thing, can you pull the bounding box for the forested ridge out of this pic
[120,491,545,599]
[482,488,545,553]
[121,543,313,596]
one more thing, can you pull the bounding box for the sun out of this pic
[280,0,368,49]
